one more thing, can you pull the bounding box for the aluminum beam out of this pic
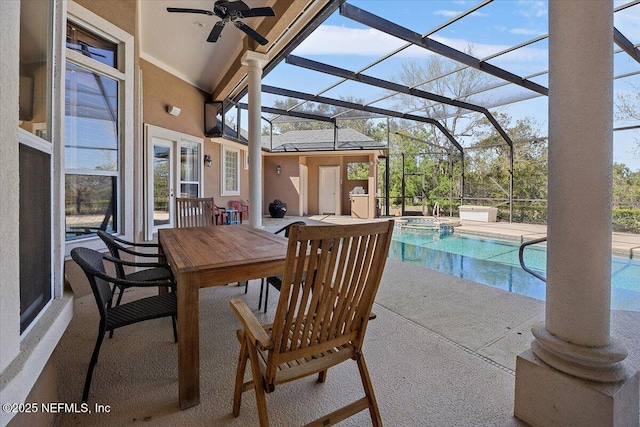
[285,54,514,148]
[238,102,335,123]
[340,3,548,97]
[262,84,464,153]
[614,27,640,64]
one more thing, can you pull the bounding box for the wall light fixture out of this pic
[167,105,181,116]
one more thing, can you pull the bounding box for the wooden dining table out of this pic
[158,225,289,410]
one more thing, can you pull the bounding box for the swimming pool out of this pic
[389,227,640,311]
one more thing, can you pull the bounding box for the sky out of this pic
[258,0,640,171]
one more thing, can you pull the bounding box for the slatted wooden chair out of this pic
[255,220,306,313]
[175,197,215,228]
[230,220,394,427]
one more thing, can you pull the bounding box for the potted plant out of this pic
[268,199,287,218]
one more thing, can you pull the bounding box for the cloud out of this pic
[434,9,488,18]
[510,28,545,36]
[294,25,547,67]
[516,0,548,18]
[434,10,460,17]
[295,25,408,56]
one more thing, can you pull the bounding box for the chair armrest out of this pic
[229,298,273,351]
[90,266,175,290]
[113,236,161,249]
[112,244,164,259]
[103,254,170,270]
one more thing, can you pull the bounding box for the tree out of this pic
[613,163,640,210]
[392,54,494,145]
[615,81,640,155]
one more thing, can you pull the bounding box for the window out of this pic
[18,0,53,333]
[64,4,134,246]
[221,145,240,196]
[180,141,202,197]
[64,61,118,239]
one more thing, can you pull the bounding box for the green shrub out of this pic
[613,209,640,233]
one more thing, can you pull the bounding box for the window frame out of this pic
[63,2,134,256]
[179,140,203,198]
[221,144,241,196]
[16,0,56,337]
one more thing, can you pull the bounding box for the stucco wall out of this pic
[74,0,136,35]
[264,155,301,216]
[139,60,248,209]
[140,59,207,139]
[0,0,21,375]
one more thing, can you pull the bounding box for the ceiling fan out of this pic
[167,0,275,45]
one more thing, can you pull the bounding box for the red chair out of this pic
[229,200,249,223]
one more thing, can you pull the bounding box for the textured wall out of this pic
[264,156,301,216]
[74,0,136,35]
[0,0,21,374]
[140,59,207,139]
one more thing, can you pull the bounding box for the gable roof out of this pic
[262,128,386,152]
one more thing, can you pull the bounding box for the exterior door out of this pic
[319,165,340,215]
[145,125,203,239]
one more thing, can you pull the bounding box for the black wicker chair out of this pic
[71,247,178,403]
[97,230,174,308]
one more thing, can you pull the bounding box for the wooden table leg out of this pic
[178,271,200,410]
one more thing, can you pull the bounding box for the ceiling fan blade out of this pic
[239,7,275,18]
[207,21,226,43]
[234,21,268,45]
[166,7,214,16]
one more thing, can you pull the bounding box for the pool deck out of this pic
[55,215,640,426]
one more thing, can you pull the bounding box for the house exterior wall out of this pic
[140,59,207,139]
[139,60,249,210]
[0,0,21,377]
[265,153,379,217]
[75,0,136,35]
[2,4,74,425]
[264,155,302,216]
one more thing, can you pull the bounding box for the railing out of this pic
[518,236,547,282]
[433,201,440,218]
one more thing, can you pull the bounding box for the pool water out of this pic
[390,228,640,311]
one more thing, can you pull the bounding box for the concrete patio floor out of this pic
[55,217,640,426]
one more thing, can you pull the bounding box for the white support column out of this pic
[241,51,268,228]
[514,2,639,426]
